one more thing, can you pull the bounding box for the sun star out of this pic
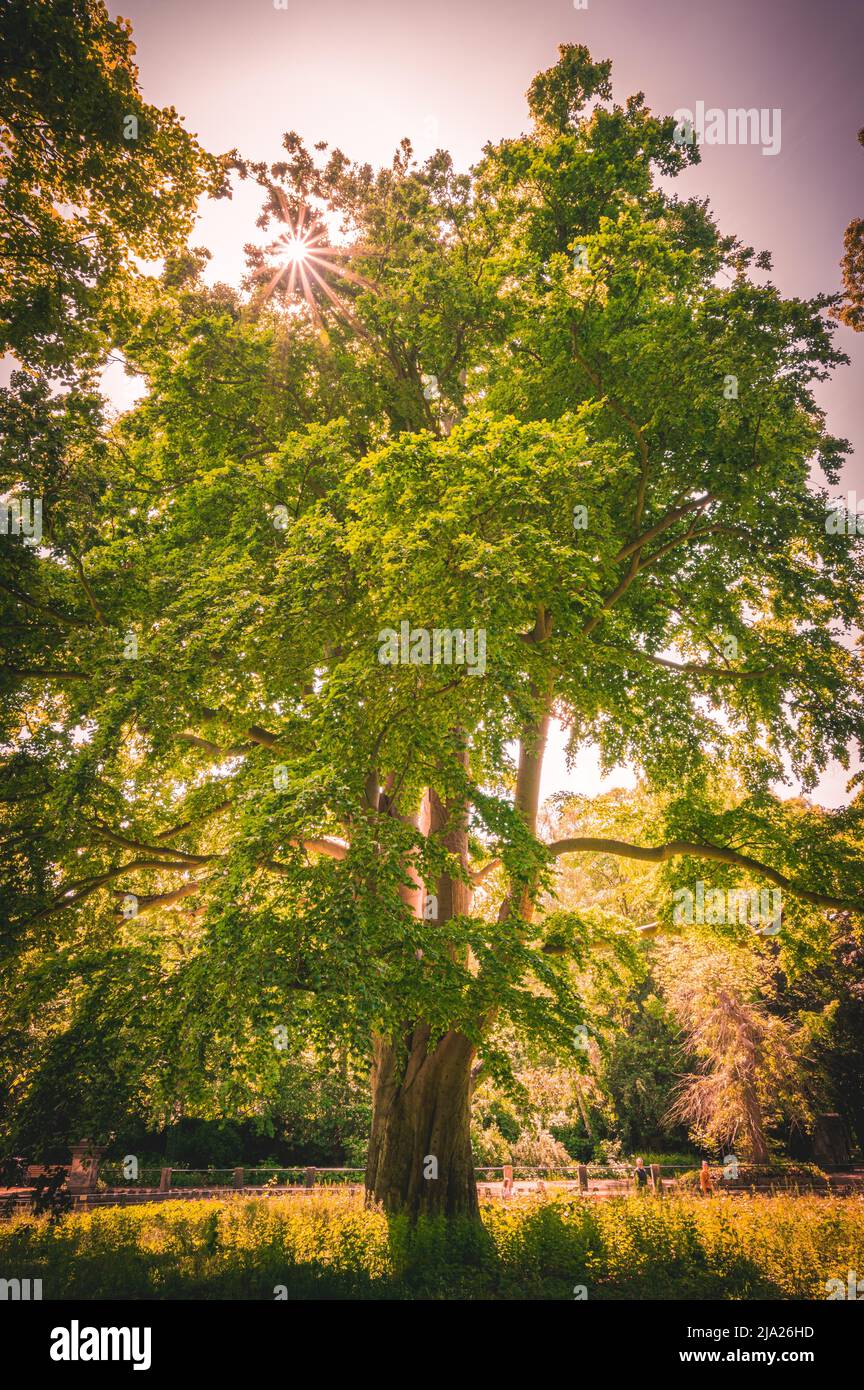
[282,235,310,265]
[258,191,381,336]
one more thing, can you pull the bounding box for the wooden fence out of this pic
[4,1158,863,1211]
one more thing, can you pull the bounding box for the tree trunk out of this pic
[366,743,480,1220]
[365,1025,479,1219]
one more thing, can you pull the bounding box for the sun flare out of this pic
[256,191,380,337]
[282,235,310,266]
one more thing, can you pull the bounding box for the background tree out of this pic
[659,938,817,1163]
[835,127,864,333]
[541,785,850,1163]
[0,0,228,375]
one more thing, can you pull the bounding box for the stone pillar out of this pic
[577,1164,589,1193]
[233,1166,244,1189]
[159,1167,172,1193]
[502,1164,513,1198]
[650,1163,663,1196]
[68,1142,102,1194]
[304,1166,317,1188]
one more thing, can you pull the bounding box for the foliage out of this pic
[835,128,864,332]
[659,939,817,1161]
[0,0,228,375]
[469,1121,511,1166]
[2,36,864,1210]
[2,1191,863,1299]
[510,1128,573,1168]
[544,785,864,1159]
[30,1166,73,1223]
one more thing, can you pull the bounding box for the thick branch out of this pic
[618,650,776,682]
[86,822,214,863]
[176,731,252,758]
[583,522,747,637]
[1,666,88,681]
[155,798,233,842]
[546,837,864,912]
[0,578,90,628]
[69,548,106,626]
[470,859,502,886]
[29,858,195,921]
[614,494,716,563]
[262,838,350,872]
[112,880,204,916]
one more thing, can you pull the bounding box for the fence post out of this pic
[159,1167,172,1193]
[649,1163,663,1196]
[577,1164,589,1193]
[304,1166,317,1188]
[68,1141,102,1195]
[502,1164,513,1198]
[233,1167,244,1189]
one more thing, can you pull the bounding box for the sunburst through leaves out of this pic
[255,189,379,338]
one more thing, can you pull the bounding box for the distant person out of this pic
[699,1160,714,1196]
[634,1156,649,1192]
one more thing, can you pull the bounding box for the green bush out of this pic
[1,1191,862,1300]
[677,1162,828,1191]
[550,1125,594,1162]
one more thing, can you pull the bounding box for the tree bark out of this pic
[365,1025,479,1219]
[365,741,480,1220]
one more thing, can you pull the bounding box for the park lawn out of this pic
[1,1191,863,1300]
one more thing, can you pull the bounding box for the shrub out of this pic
[511,1128,573,1169]
[471,1122,511,1165]
[30,1167,73,1223]
[550,1125,594,1162]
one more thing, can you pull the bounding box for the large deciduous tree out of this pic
[3,45,864,1219]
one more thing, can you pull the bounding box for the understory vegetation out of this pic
[2,1192,863,1300]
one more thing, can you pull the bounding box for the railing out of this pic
[96,1164,367,1193]
[5,1158,856,1212]
[88,1159,850,1192]
[97,1166,166,1189]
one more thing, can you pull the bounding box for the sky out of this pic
[96,0,864,805]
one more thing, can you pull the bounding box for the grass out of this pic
[1,1191,863,1300]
